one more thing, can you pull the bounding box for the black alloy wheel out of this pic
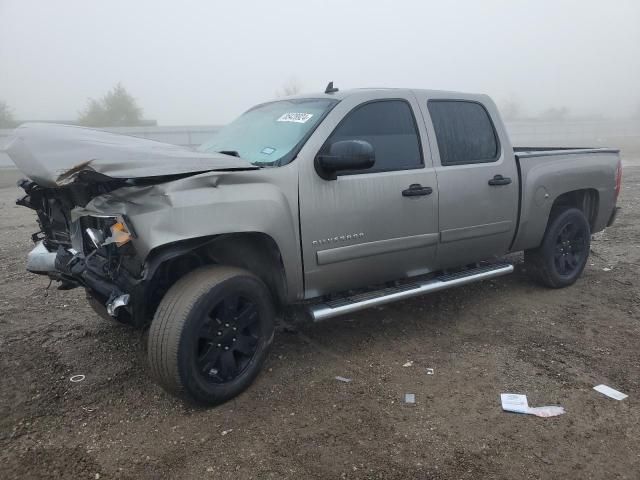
[195,295,261,384]
[148,266,275,406]
[525,207,591,288]
[553,221,588,276]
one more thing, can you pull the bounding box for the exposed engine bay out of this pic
[17,177,141,322]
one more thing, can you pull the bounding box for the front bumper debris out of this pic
[26,241,139,322]
[26,241,58,274]
[106,293,130,317]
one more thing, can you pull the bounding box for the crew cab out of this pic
[6,84,622,406]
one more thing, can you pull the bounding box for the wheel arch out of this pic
[139,232,288,325]
[549,188,599,230]
[512,186,600,252]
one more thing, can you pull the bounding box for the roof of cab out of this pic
[280,87,485,102]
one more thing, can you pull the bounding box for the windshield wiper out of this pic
[217,150,240,157]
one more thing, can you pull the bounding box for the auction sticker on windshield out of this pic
[261,147,276,155]
[277,113,314,123]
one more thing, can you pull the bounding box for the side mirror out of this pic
[315,139,375,180]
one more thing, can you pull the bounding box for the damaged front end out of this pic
[18,178,143,324]
[7,122,261,326]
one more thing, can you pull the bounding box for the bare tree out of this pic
[78,83,144,127]
[276,78,302,97]
[0,100,16,128]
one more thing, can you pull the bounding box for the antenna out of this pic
[325,81,339,94]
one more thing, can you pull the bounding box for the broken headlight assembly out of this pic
[74,215,139,319]
[82,215,136,253]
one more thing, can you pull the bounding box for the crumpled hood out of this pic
[4,123,257,187]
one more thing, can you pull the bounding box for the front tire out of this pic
[525,207,591,288]
[148,266,275,406]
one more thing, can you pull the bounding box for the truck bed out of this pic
[514,146,620,157]
[510,146,621,253]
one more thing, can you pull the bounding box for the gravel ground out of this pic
[0,167,638,479]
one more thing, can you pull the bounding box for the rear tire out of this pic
[525,207,591,288]
[148,266,275,406]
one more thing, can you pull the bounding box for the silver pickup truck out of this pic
[6,85,622,405]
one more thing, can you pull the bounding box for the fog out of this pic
[1,0,639,125]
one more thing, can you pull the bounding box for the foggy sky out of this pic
[1,0,639,125]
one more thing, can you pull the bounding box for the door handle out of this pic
[488,174,512,186]
[402,184,433,197]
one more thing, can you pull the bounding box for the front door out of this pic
[418,97,519,268]
[298,92,439,298]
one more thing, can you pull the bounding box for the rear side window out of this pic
[325,100,422,173]
[427,100,499,165]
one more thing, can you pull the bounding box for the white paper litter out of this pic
[501,393,530,414]
[402,361,413,367]
[501,393,565,417]
[527,406,566,417]
[334,376,352,383]
[603,267,612,272]
[404,393,416,404]
[426,368,435,375]
[594,384,627,400]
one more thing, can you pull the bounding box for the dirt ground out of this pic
[0,167,638,480]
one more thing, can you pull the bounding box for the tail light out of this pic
[614,159,623,201]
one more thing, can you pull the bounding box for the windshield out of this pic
[198,98,337,166]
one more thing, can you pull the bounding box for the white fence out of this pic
[2,120,639,167]
[505,119,640,150]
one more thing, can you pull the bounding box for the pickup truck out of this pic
[6,84,622,406]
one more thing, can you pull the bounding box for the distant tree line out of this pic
[0,83,147,129]
[2,86,640,129]
[500,98,640,122]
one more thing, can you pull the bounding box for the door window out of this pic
[323,100,423,173]
[427,100,499,166]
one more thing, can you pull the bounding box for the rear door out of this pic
[415,94,518,268]
[298,91,439,298]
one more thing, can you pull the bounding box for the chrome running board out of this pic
[308,263,514,322]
